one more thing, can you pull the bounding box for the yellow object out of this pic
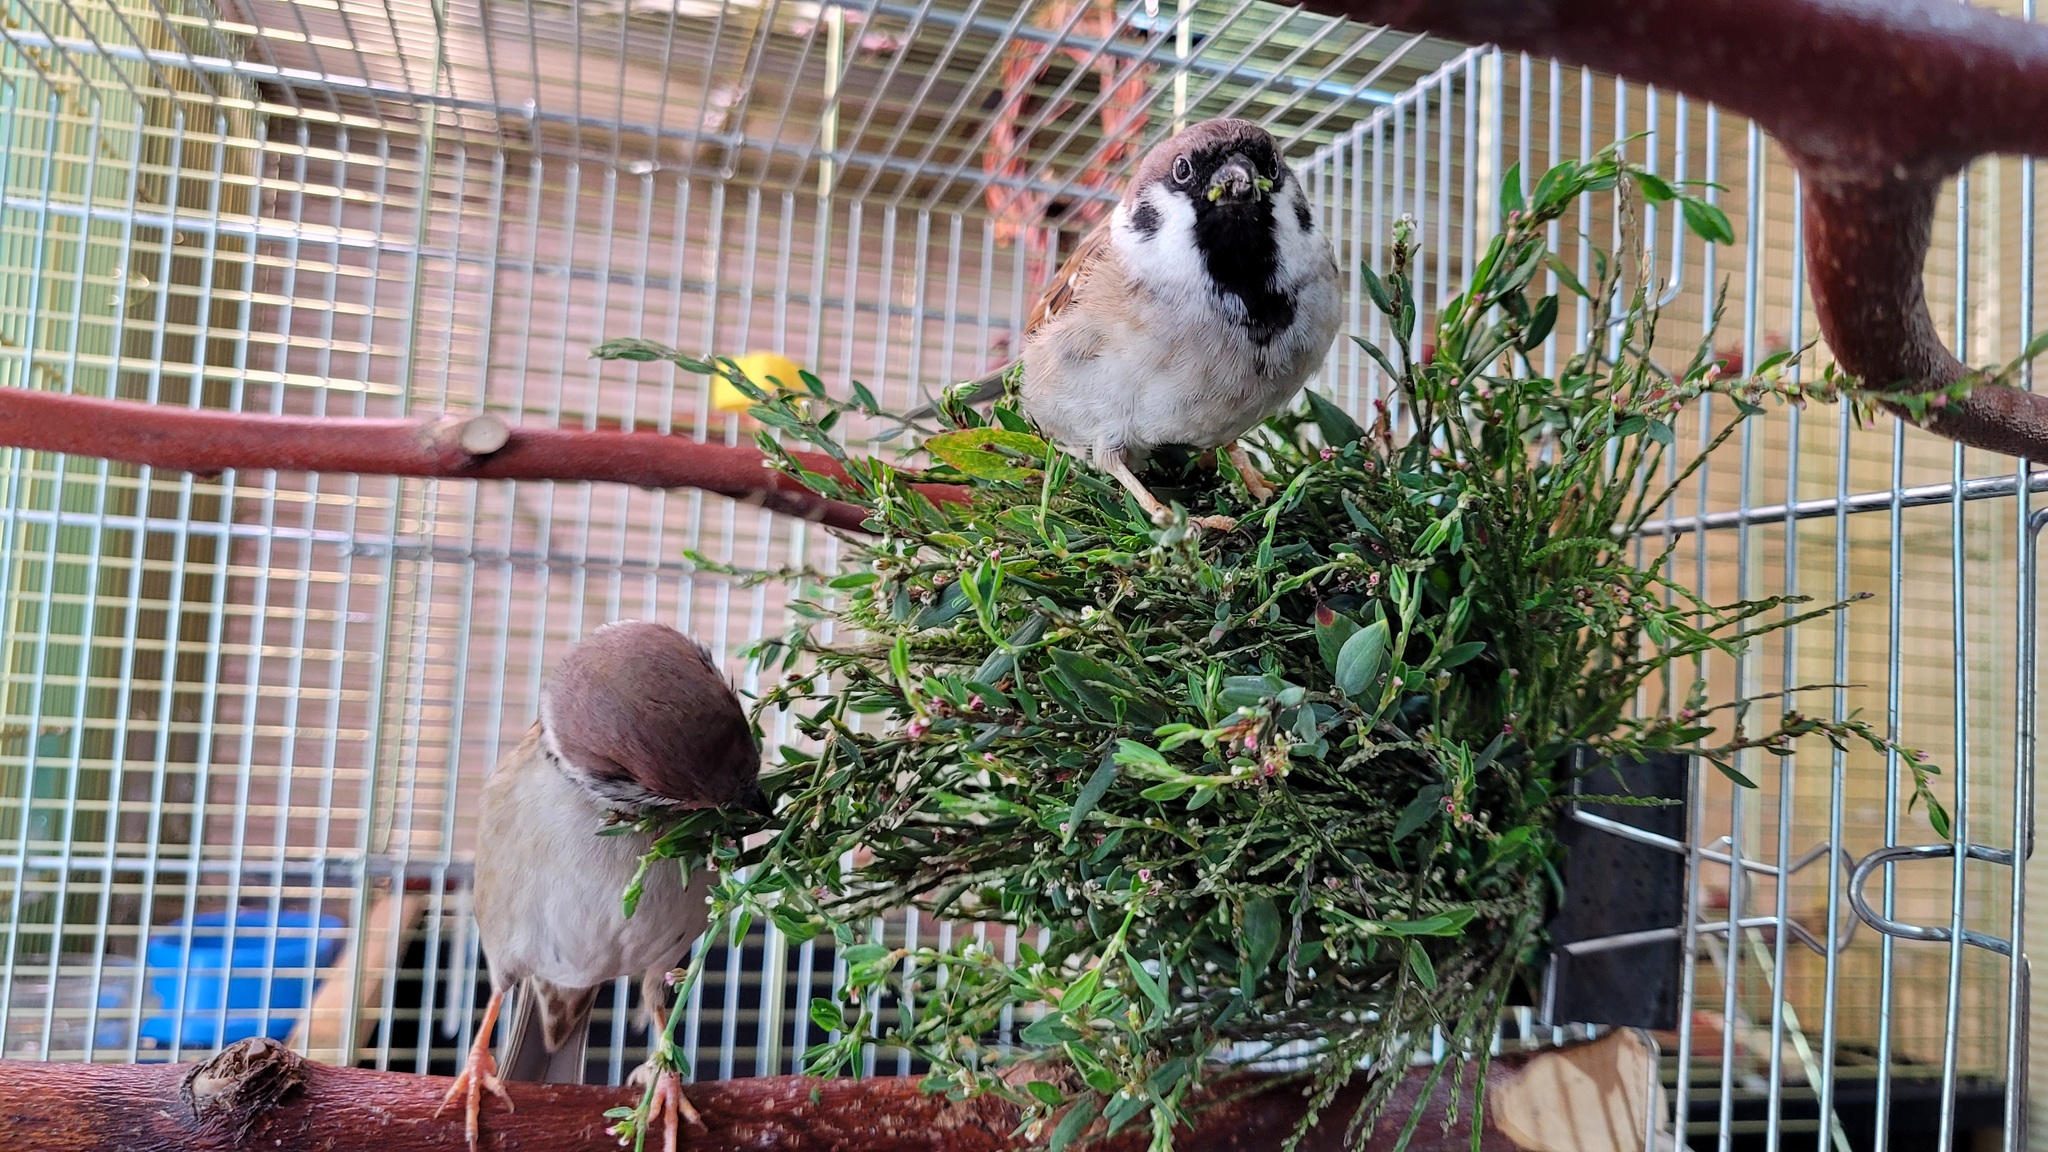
[713,351,808,413]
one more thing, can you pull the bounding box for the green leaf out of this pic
[1752,348,1797,377]
[1240,896,1283,989]
[1021,1012,1083,1046]
[1065,750,1120,842]
[1519,294,1559,351]
[1126,956,1171,1016]
[809,997,846,1033]
[1646,419,1675,446]
[1140,781,1192,802]
[1218,674,1277,710]
[1530,159,1578,214]
[1335,620,1391,701]
[1026,1081,1066,1109]
[1438,640,1485,669]
[1112,739,1170,772]
[1049,1097,1101,1152]
[1681,197,1736,245]
[1544,253,1590,299]
[973,613,1048,684]
[1350,334,1402,381]
[924,427,1050,480]
[1393,785,1444,842]
[770,905,820,943]
[1711,759,1759,789]
[840,943,889,967]
[1926,793,1953,839]
[827,571,878,589]
[1498,161,1525,218]
[1634,171,1676,204]
[1060,968,1102,1013]
[1304,388,1366,446]
[1407,940,1438,989]
[1315,607,1361,674]
[1361,262,1393,315]
[1379,906,1477,936]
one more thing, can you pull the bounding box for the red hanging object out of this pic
[983,0,1152,294]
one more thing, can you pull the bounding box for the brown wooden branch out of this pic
[1314,0,2048,459]
[0,1031,1656,1152]
[0,388,968,534]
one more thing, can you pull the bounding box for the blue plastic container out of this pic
[140,909,345,1047]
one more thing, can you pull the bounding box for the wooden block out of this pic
[286,885,429,1064]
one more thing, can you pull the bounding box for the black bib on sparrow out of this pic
[1183,132,1296,348]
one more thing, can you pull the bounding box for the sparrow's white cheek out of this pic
[1113,185,1207,295]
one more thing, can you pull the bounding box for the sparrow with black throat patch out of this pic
[439,619,769,1152]
[917,117,1342,530]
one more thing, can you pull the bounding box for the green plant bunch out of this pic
[590,146,1943,1152]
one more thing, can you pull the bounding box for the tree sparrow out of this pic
[920,117,1342,529]
[439,619,767,1152]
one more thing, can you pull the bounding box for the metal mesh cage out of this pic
[0,1,2038,1149]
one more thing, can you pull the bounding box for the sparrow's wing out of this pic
[1025,219,1110,334]
[500,976,599,1083]
[906,221,1112,418]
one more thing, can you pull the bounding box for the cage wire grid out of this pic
[0,0,2039,1148]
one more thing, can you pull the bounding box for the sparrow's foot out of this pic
[1100,452,1175,526]
[629,1065,708,1152]
[1225,443,1276,502]
[437,1031,513,1152]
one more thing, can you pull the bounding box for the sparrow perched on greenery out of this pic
[920,117,1342,528]
[439,620,767,1152]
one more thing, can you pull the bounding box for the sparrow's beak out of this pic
[1206,153,1268,205]
[736,783,773,816]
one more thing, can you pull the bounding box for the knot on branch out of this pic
[421,413,513,465]
[179,1037,307,1143]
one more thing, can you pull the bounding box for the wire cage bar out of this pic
[0,1,2037,1149]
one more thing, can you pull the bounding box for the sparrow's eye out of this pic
[1172,155,1194,185]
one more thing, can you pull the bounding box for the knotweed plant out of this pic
[593,146,1947,1152]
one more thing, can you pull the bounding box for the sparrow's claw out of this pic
[436,1043,513,1152]
[647,1069,706,1152]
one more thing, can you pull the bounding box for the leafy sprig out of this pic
[595,144,1944,1151]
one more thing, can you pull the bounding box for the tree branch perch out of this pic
[0,388,970,534]
[0,1032,1657,1151]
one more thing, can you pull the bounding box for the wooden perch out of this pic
[0,1030,1657,1152]
[0,388,969,534]
[1321,0,2048,460]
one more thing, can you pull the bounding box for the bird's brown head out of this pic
[1119,117,1315,347]
[538,620,768,816]
[1131,117,1286,213]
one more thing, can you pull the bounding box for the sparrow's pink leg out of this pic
[1102,448,1241,532]
[1099,452,1173,524]
[1224,442,1276,502]
[629,998,707,1152]
[437,987,515,1152]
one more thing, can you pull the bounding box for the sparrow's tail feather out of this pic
[903,366,1011,421]
[500,977,599,1084]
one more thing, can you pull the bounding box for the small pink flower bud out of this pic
[905,717,930,740]
[1138,869,1152,881]
[1320,447,1336,461]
